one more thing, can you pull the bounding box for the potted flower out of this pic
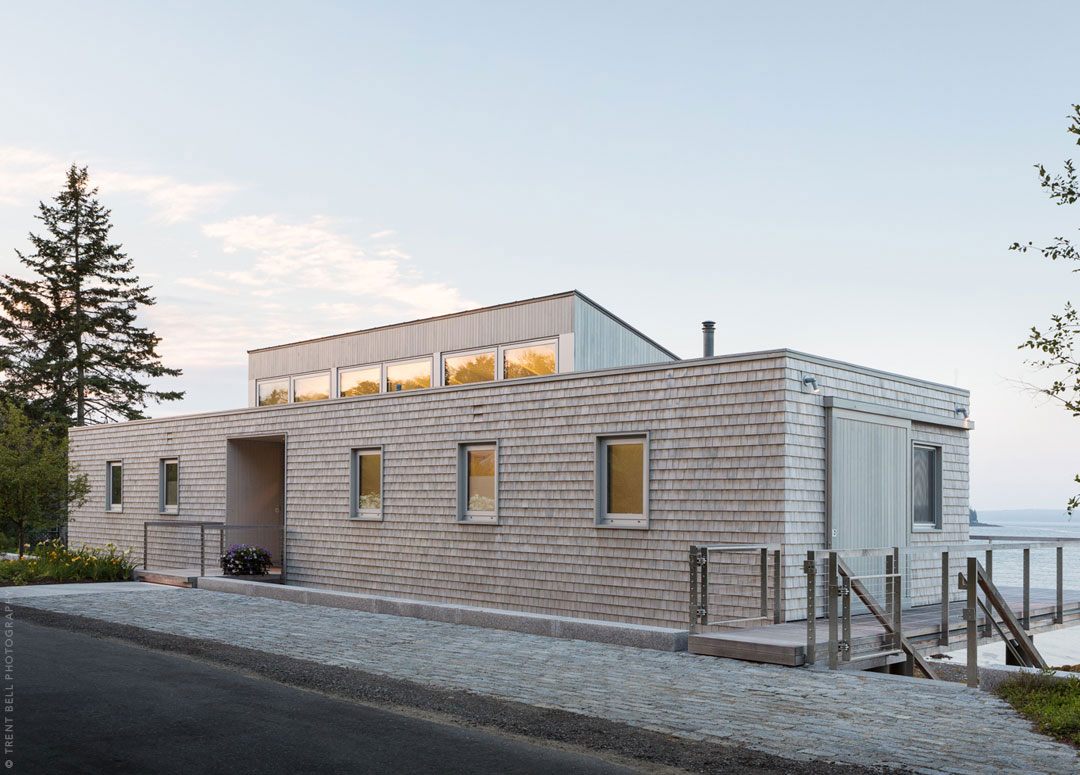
[220,544,272,578]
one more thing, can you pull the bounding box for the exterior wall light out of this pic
[955,406,970,428]
[802,375,820,393]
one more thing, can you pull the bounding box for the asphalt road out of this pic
[16,621,637,775]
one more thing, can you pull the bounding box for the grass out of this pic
[0,539,135,586]
[997,672,1080,748]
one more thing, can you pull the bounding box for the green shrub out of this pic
[997,672,1080,747]
[0,539,135,585]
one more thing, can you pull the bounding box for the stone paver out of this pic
[16,587,1079,775]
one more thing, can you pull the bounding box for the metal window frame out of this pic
[500,338,559,381]
[350,446,385,521]
[911,442,943,531]
[338,363,384,398]
[105,460,123,513]
[384,356,434,393]
[159,457,179,514]
[442,347,498,386]
[290,369,332,403]
[256,376,291,406]
[594,432,650,530]
[457,441,499,524]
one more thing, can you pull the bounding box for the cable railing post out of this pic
[143,522,149,572]
[805,550,816,665]
[689,545,699,634]
[199,524,206,577]
[1022,547,1030,630]
[828,551,839,670]
[841,575,852,663]
[699,547,708,628]
[893,551,903,654]
[966,556,979,688]
[1057,545,1065,625]
[885,554,894,619]
[939,550,950,646]
[772,548,782,625]
[983,548,993,637]
[759,547,769,621]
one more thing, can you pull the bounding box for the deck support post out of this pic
[1022,548,1030,630]
[773,549,782,624]
[966,556,979,688]
[939,550,950,646]
[828,551,839,670]
[805,550,816,665]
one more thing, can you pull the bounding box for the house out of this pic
[67,290,971,630]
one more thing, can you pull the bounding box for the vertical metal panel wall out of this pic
[572,295,677,371]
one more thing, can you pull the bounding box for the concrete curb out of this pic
[195,577,689,651]
[978,663,1080,692]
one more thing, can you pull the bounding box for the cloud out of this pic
[175,277,236,295]
[0,145,236,222]
[369,229,396,239]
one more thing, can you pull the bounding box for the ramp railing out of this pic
[689,544,782,634]
[142,521,286,580]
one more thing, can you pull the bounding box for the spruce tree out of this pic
[0,165,183,425]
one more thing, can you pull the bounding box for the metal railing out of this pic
[689,544,782,634]
[142,521,286,580]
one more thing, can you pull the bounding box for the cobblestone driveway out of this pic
[16,587,1078,775]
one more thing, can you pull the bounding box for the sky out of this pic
[1,1,1078,510]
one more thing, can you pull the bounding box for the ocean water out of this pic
[943,514,1080,667]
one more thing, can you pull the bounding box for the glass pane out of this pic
[445,351,495,385]
[467,448,496,512]
[358,452,381,510]
[607,442,643,515]
[913,447,936,524]
[340,367,381,397]
[110,464,123,506]
[503,343,556,380]
[293,373,330,402]
[386,360,431,392]
[164,461,178,507]
[258,379,289,406]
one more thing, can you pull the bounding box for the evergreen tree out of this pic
[0,165,183,425]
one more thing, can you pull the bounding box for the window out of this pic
[458,443,497,523]
[106,461,123,512]
[292,372,330,402]
[386,359,431,392]
[160,459,178,513]
[444,350,495,385]
[258,378,289,406]
[596,435,648,528]
[340,366,381,397]
[503,342,557,380]
[912,444,941,529]
[351,448,383,519]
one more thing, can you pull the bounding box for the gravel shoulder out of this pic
[15,604,908,775]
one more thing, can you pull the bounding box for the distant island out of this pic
[969,508,997,527]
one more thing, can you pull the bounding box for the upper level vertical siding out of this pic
[572,296,678,370]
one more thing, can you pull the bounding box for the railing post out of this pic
[893,552,903,654]
[885,554,894,618]
[699,547,708,627]
[940,550,950,646]
[983,549,993,637]
[828,551,839,670]
[759,547,769,621]
[805,550,816,665]
[143,522,148,571]
[1057,545,1065,625]
[689,545,699,634]
[773,548,782,625]
[1022,547,1030,630]
[966,557,979,688]
[199,524,206,577]
[841,575,852,663]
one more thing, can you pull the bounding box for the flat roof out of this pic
[246,289,679,360]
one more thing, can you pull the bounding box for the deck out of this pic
[688,585,1080,667]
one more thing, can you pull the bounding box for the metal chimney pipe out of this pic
[702,321,715,358]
